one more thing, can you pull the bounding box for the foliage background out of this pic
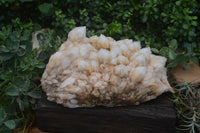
[0,0,200,132]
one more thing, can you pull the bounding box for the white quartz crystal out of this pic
[41,26,174,108]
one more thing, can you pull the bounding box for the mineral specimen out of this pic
[41,26,174,108]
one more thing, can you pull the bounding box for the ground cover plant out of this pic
[172,81,200,133]
[0,0,200,132]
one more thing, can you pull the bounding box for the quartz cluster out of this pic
[41,26,174,108]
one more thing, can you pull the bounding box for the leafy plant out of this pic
[37,28,66,63]
[51,10,76,35]
[38,3,54,16]
[0,19,61,132]
[0,24,40,132]
[172,81,200,133]
[0,108,17,133]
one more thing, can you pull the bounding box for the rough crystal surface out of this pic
[41,26,174,108]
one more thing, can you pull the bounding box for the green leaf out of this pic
[151,48,159,54]
[169,49,177,60]
[191,21,197,26]
[38,3,54,16]
[23,97,30,108]
[0,53,14,61]
[17,98,24,111]
[36,62,45,68]
[0,108,7,123]
[167,54,187,68]
[19,45,26,49]
[160,47,169,57]
[28,91,41,99]
[191,57,199,65]
[22,80,30,92]
[177,55,189,63]
[169,39,178,50]
[6,33,19,51]
[0,45,9,52]
[17,48,26,56]
[183,24,189,30]
[21,30,31,41]
[175,1,181,6]
[13,77,24,87]
[4,120,16,129]
[0,32,7,40]
[8,32,17,42]
[188,30,194,37]
[184,43,192,55]
[167,61,179,68]
[20,40,32,56]
[6,86,19,96]
[142,14,147,23]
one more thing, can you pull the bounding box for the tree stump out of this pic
[172,61,200,85]
[36,93,176,133]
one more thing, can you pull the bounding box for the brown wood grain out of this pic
[36,93,176,133]
[14,127,49,133]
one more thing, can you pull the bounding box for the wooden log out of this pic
[36,93,176,133]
